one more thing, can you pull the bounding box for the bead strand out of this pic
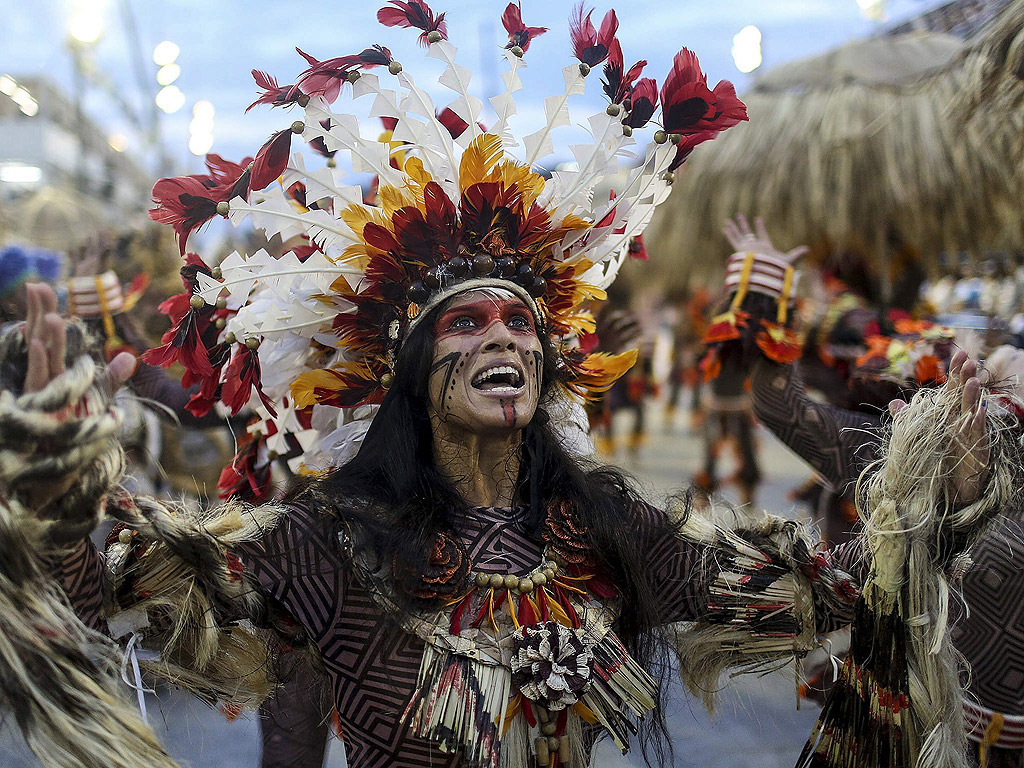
[471,559,559,595]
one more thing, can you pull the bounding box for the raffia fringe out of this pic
[104,497,288,708]
[799,382,1022,768]
[0,495,179,767]
[671,509,833,713]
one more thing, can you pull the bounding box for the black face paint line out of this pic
[531,350,543,387]
[430,351,464,414]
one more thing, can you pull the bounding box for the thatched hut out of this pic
[640,31,1023,300]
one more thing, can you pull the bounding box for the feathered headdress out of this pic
[145,0,745,478]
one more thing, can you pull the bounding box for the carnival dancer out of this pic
[708,214,1024,768]
[0,6,1013,768]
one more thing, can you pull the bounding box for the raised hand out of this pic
[22,283,136,396]
[888,349,988,505]
[722,214,808,264]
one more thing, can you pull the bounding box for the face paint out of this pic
[427,290,543,436]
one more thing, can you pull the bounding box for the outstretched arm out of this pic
[749,357,882,494]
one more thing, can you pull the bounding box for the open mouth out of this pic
[471,365,524,393]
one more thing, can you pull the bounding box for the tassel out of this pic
[403,644,512,768]
[577,633,658,753]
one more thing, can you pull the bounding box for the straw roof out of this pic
[641,32,1023,293]
[957,0,1024,120]
[8,186,110,251]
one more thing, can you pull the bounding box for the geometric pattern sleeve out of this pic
[51,538,107,633]
[634,504,717,625]
[234,501,349,647]
[749,357,883,495]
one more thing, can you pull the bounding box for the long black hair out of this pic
[289,294,682,763]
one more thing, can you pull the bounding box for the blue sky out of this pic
[2,0,946,174]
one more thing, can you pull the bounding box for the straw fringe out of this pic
[641,35,1024,291]
[104,496,288,707]
[798,381,1022,768]
[671,508,855,713]
[0,322,180,767]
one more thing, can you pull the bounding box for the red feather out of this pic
[291,48,360,104]
[570,3,617,67]
[205,154,252,185]
[247,69,300,111]
[422,181,458,258]
[501,2,547,52]
[355,45,394,67]
[204,153,252,202]
[148,175,221,255]
[309,118,337,161]
[142,308,214,376]
[627,233,648,261]
[217,436,273,502]
[157,292,192,326]
[667,129,717,171]
[518,594,537,626]
[221,346,276,416]
[624,77,657,128]
[377,0,448,46]
[436,107,486,139]
[660,48,747,136]
[437,106,469,139]
[249,130,293,192]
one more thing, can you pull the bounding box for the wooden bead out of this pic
[558,736,570,761]
[535,738,549,766]
[489,574,504,589]
[118,529,133,545]
[542,568,555,581]
[536,707,549,723]
[518,577,535,594]
[475,572,490,587]
[547,736,560,751]
[503,574,519,590]
[189,295,205,309]
[532,572,547,587]
[541,721,557,736]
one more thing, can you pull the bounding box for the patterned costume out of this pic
[0,5,1017,768]
[750,355,1024,768]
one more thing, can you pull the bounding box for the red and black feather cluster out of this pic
[289,46,393,107]
[570,3,617,68]
[660,49,747,169]
[149,154,252,254]
[142,253,219,378]
[217,427,273,502]
[501,2,547,53]
[377,0,447,46]
[600,38,657,129]
[248,70,299,112]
